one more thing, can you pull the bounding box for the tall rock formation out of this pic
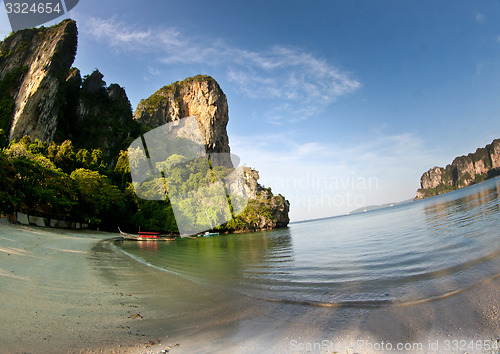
[416,138,500,199]
[0,19,77,141]
[134,75,290,230]
[56,69,138,162]
[134,75,231,166]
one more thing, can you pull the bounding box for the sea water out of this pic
[114,177,500,307]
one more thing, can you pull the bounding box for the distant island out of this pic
[416,138,500,199]
[0,20,289,233]
[347,199,414,215]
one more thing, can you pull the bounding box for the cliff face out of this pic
[134,75,231,166]
[135,76,290,230]
[416,139,500,199]
[242,167,290,230]
[56,69,136,162]
[0,19,77,142]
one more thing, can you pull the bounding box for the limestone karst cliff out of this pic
[135,76,290,231]
[0,19,77,142]
[134,75,231,167]
[56,68,137,162]
[416,138,500,199]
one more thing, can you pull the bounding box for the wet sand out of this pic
[0,221,153,353]
[0,221,499,353]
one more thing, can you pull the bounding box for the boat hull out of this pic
[201,232,219,237]
[118,228,177,241]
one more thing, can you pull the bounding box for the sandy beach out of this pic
[0,220,499,353]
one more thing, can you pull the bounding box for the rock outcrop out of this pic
[134,75,231,166]
[243,167,264,199]
[416,138,500,199]
[56,69,137,162]
[0,19,77,141]
[242,167,290,230]
[135,76,290,230]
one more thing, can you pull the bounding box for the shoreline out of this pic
[0,221,157,353]
[0,222,499,353]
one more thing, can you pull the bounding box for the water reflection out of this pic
[116,230,294,289]
[116,177,500,306]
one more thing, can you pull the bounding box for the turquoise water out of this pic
[115,177,500,307]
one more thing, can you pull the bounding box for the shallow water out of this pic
[115,177,500,307]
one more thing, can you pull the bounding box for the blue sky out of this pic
[1,0,500,221]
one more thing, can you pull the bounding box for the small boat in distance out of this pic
[118,228,177,241]
[200,231,219,237]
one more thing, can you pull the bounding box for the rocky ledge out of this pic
[416,138,500,199]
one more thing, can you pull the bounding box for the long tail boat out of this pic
[118,227,177,241]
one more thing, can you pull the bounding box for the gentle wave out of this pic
[256,272,500,308]
[114,177,500,307]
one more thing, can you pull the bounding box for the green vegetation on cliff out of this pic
[416,184,456,199]
[136,75,218,118]
[0,66,27,131]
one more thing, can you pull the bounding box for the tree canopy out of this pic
[0,135,286,233]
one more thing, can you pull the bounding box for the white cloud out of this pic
[230,130,435,221]
[475,12,485,23]
[147,66,161,76]
[83,16,181,51]
[225,46,360,104]
[80,16,360,118]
